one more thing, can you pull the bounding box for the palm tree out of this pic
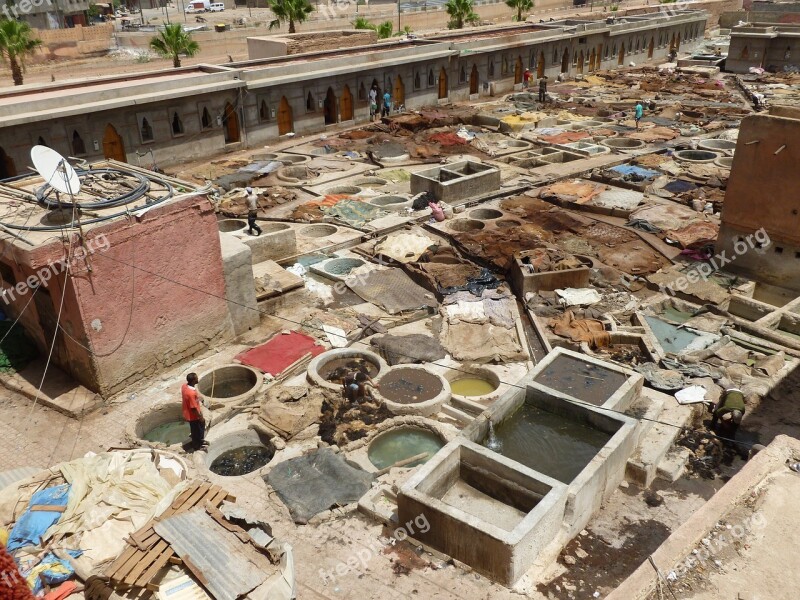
[0,19,42,86]
[149,24,199,68]
[267,0,313,34]
[375,21,393,39]
[353,16,373,30]
[445,0,480,29]
[394,25,414,37]
[506,0,533,21]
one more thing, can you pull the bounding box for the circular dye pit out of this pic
[206,429,275,477]
[506,140,529,148]
[375,366,450,417]
[260,222,291,234]
[715,156,734,169]
[469,208,503,220]
[134,403,190,447]
[277,165,316,183]
[448,219,485,233]
[367,427,445,470]
[300,224,338,238]
[451,378,497,397]
[370,195,408,207]
[218,219,247,233]
[446,366,501,403]
[143,421,190,446]
[250,153,278,161]
[197,365,262,406]
[572,120,604,129]
[307,348,388,391]
[673,150,719,163]
[496,219,521,229]
[699,139,736,153]
[278,154,309,165]
[600,138,646,150]
[323,185,363,196]
[324,257,365,277]
[353,177,388,187]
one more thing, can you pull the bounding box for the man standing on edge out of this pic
[182,373,207,450]
[369,84,378,121]
[245,187,262,236]
[382,90,392,118]
[538,76,547,103]
[523,67,531,89]
[634,101,644,130]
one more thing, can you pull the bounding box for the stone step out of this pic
[656,446,693,482]
[439,404,475,426]
[626,386,666,450]
[626,388,698,487]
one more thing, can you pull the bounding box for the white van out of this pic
[209,2,225,11]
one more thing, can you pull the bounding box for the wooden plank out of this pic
[168,556,183,565]
[207,488,229,507]
[169,481,201,511]
[30,504,67,512]
[134,547,175,588]
[104,546,138,579]
[178,482,212,512]
[134,532,160,552]
[110,547,147,583]
[123,540,168,586]
[129,521,155,545]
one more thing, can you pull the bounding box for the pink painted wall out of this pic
[0,194,233,396]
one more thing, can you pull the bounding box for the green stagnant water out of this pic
[143,421,190,446]
[368,428,444,470]
[644,315,702,355]
[660,305,694,324]
[483,404,611,483]
[209,445,274,476]
[450,377,497,397]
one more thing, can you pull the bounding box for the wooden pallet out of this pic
[104,480,235,590]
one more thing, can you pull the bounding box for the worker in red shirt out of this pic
[182,373,207,450]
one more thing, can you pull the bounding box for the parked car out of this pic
[209,3,225,11]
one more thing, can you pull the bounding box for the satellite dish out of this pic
[30,145,81,196]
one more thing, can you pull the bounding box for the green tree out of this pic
[394,25,413,37]
[149,23,199,68]
[0,19,42,86]
[375,20,393,39]
[445,0,479,29]
[353,16,373,30]
[267,0,313,34]
[505,0,533,22]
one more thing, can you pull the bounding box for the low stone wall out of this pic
[248,29,378,59]
[31,23,114,64]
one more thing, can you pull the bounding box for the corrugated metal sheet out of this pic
[154,509,271,600]
[0,467,39,492]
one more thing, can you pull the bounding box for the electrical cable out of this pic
[87,248,757,450]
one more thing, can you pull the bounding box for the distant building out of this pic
[0,11,708,172]
[717,108,800,294]
[727,22,800,72]
[7,0,92,29]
